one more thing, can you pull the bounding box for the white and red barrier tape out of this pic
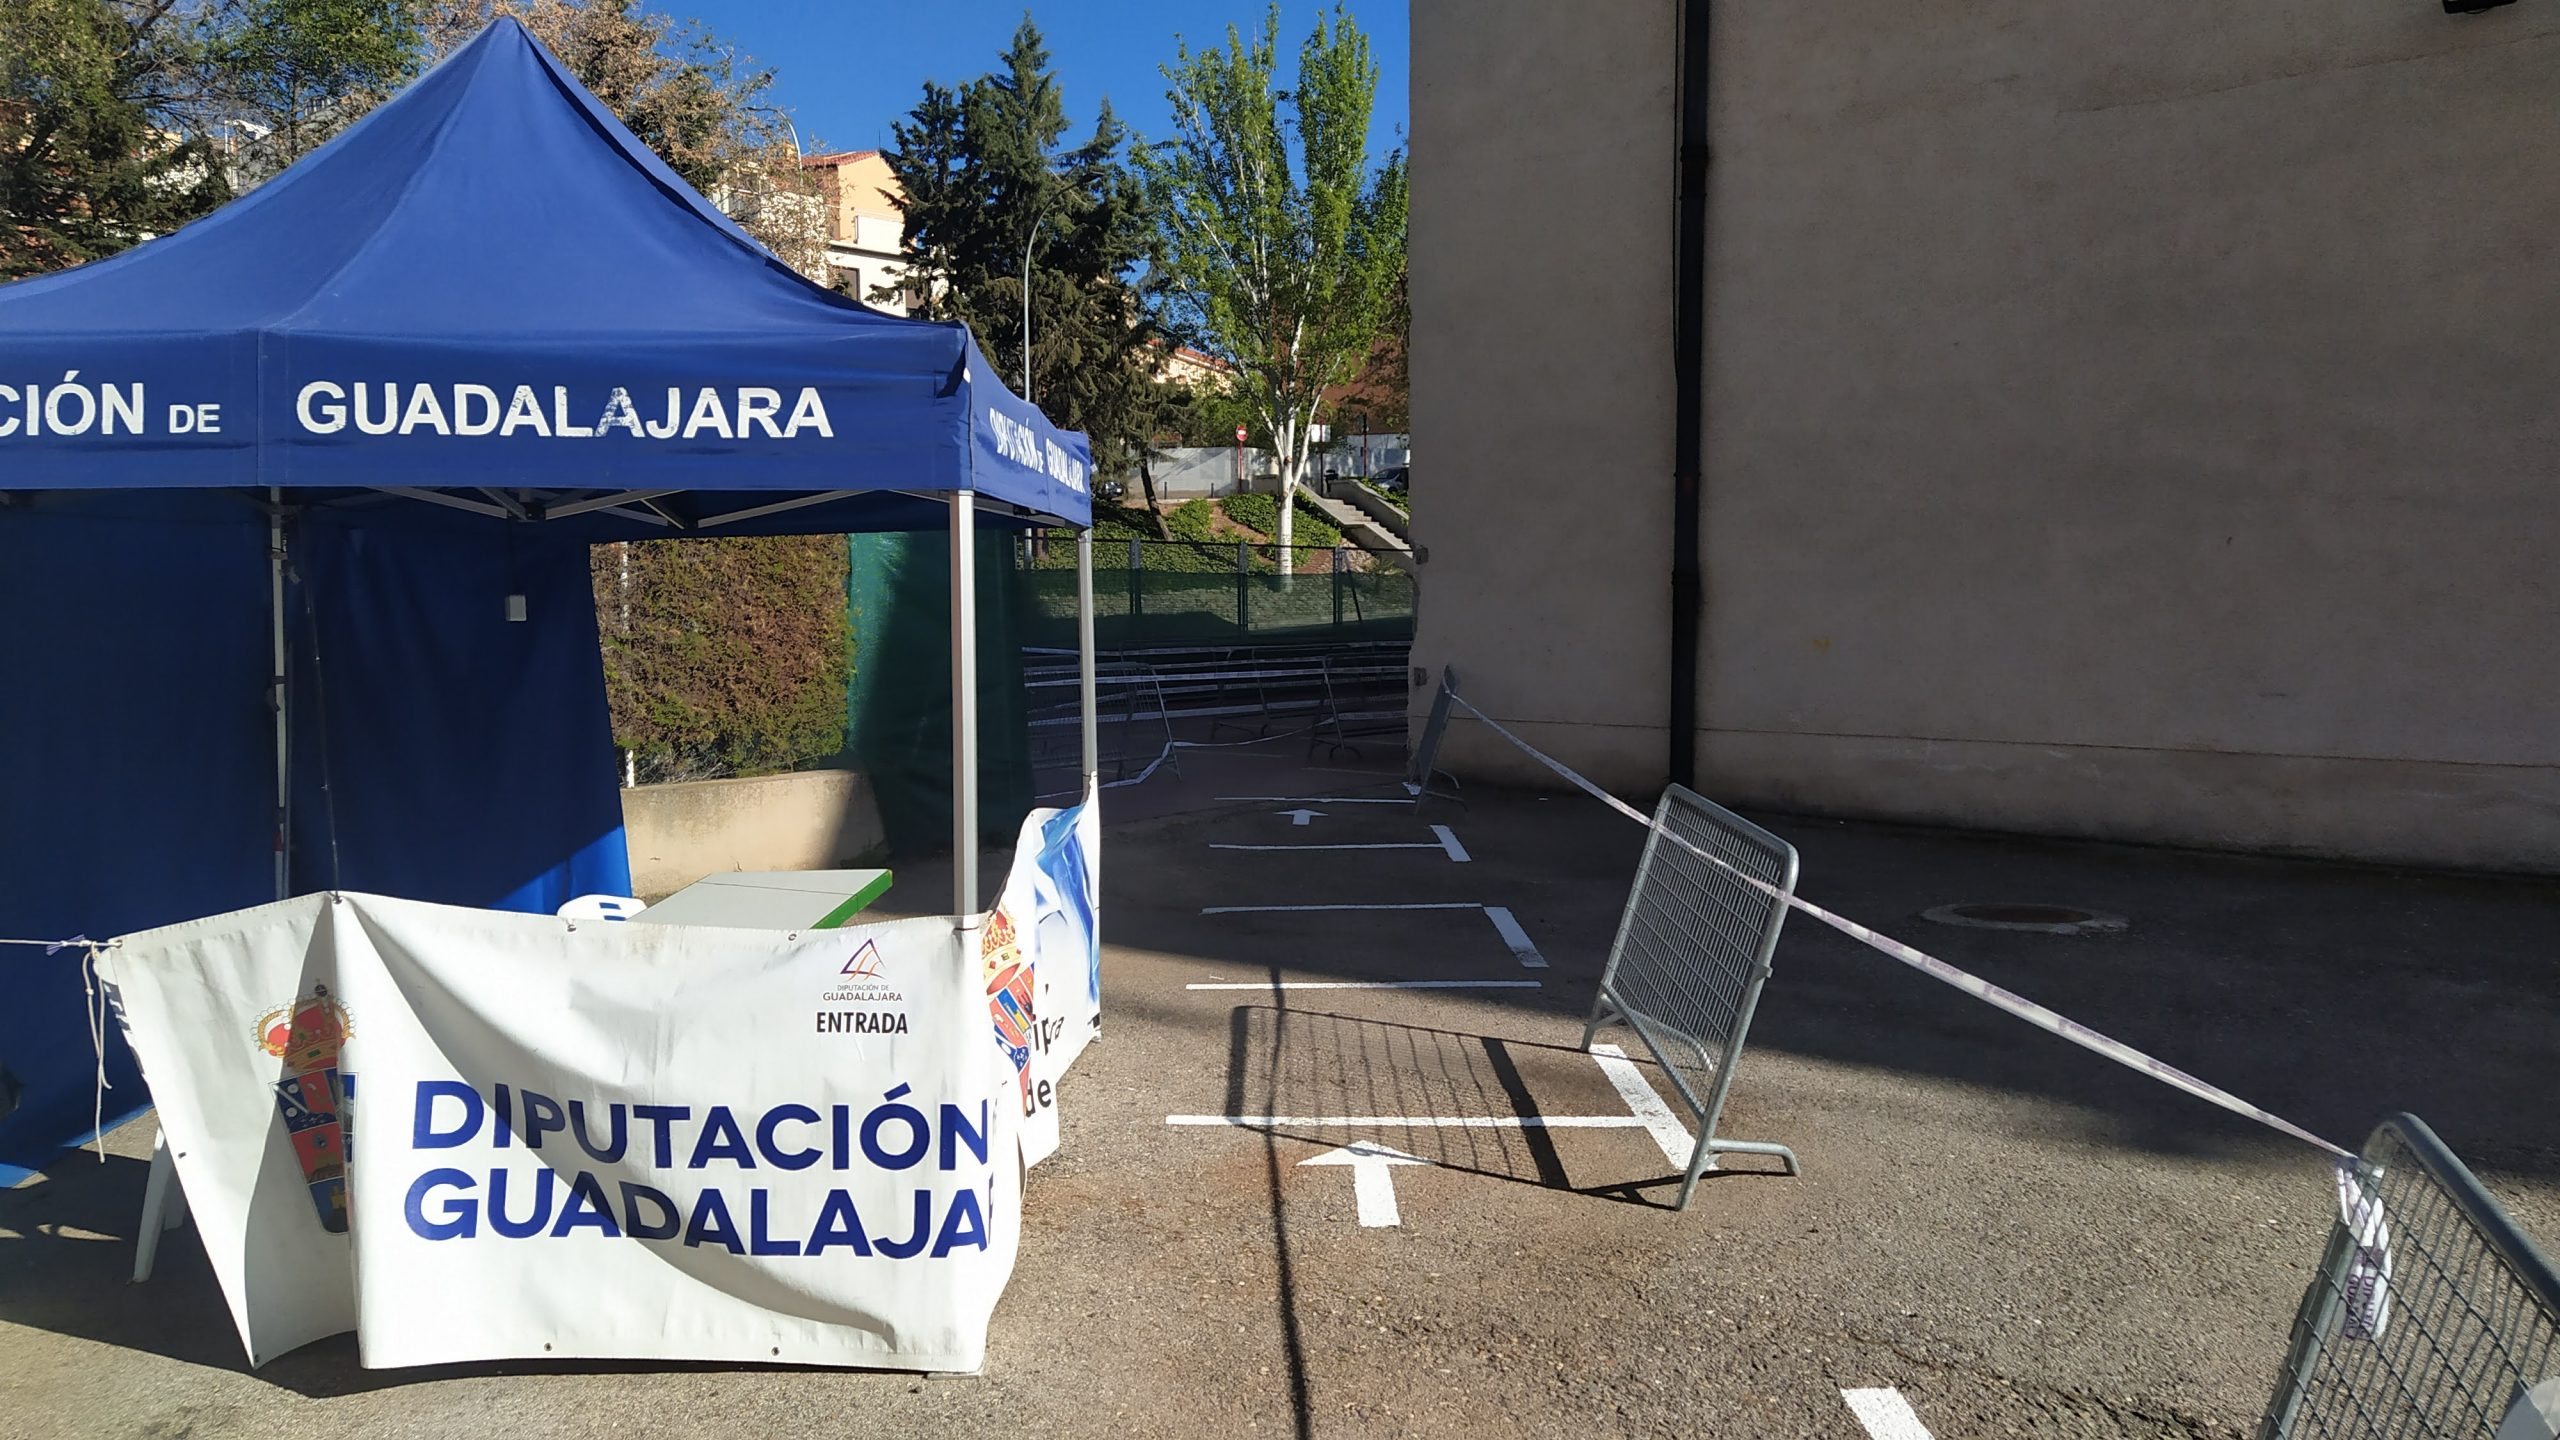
[1444,693,2357,1164]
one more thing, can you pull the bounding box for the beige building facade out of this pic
[1411,1,2560,872]
[802,150,914,314]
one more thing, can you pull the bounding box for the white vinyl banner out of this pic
[995,794,1103,1166]
[99,795,1101,1372]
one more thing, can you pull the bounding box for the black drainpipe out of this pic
[1668,0,1711,788]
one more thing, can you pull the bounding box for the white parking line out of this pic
[1841,1387,1935,1440]
[1200,902,1550,970]
[1183,979,1543,991]
[1167,1114,1653,1130]
[1211,840,1459,855]
[1588,1042,1693,1169]
[1202,903,1482,912]
[1482,906,1547,968]
[1430,825,1470,862]
[1213,795,1415,805]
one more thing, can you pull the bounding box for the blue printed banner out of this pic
[98,790,1102,1373]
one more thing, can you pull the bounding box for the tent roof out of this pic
[0,18,1091,533]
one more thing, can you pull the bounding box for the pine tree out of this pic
[882,17,1161,464]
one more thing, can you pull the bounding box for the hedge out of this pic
[591,535,850,784]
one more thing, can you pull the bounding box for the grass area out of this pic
[1164,498,1219,544]
[1219,492,1345,550]
[1029,494,1351,572]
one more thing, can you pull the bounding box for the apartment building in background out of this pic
[801,149,913,315]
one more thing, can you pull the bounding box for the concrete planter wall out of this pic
[620,769,887,898]
[1328,480,1410,541]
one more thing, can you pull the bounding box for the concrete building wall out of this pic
[1412,0,2560,871]
[1411,0,1681,793]
[621,770,887,899]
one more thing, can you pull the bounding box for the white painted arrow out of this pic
[1275,807,1326,826]
[1298,1142,1427,1227]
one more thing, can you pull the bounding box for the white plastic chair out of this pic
[556,894,647,922]
[133,1131,189,1282]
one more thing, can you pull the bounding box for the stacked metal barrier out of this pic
[1022,640,1414,792]
[2262,1114,2560,1439]
[1306,652,1410,759]
[1583,783,1802,1210]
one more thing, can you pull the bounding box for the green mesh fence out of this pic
[1014,541,1415,650]
[843,530,1033,858]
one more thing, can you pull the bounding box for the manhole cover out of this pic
[1920,902,2127,936]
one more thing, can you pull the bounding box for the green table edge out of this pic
[811,870,896,929]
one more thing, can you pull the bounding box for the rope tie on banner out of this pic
[1443,694,2359,1165]
[3,936,125,1159]
[78,941,118,1160]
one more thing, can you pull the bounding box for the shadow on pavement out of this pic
[0,1145,964,1398]
[1221,1003,1778,1210]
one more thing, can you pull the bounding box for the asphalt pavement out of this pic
[7,760,2557,1438]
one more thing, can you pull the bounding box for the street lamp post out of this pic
[1018,173,1101,403]
[1019,216,1044,400]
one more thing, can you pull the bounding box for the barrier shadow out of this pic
[1108,776,2560,1187]
[1220,1004,1734,1210]
[0,1149,249,1375]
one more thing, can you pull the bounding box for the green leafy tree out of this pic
[882,17,1158,455]
[1137,4,1406,572]
[201,0,424,186]
[0,0,230,279]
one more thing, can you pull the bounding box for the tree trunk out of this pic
[1138,452,1171,539]
[1277,472,1297,573]
[1275,413,1300,577]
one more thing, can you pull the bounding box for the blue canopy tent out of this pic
[0,19,1101,1182]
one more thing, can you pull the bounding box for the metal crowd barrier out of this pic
[2262,1114,2560,1439]
[1306,653,1409,759]
[1405,665,1459,799]
[1583,783,1802,1210]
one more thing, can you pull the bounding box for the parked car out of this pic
[1372,465,1409,495]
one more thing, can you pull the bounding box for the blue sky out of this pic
[678,1,1409,162]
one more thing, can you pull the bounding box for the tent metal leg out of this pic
[950,492,980,924]
[1077,526,1098,797]
[268,489,290,902]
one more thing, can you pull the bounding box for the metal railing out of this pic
[2262,1113,2560,1439]
[1022,640,1414,784]
[1582,783,1802,1210]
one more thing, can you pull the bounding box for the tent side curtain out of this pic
[963,330,1096,526]
[0,495,634,1182]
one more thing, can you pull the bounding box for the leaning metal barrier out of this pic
[1404,665,1459,798]
[2262,1114,2560,1440]
[1582,783,1801,1210]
